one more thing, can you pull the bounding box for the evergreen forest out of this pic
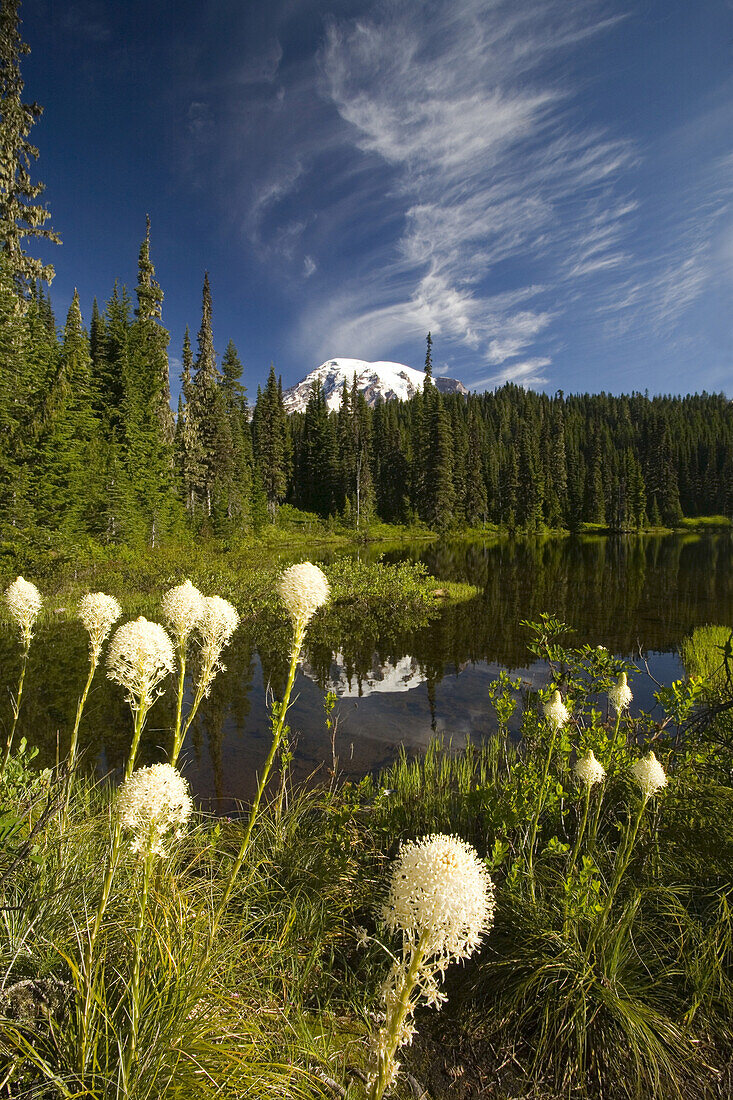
[1,0,731,554]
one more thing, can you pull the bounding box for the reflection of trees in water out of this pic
[2,534,732,773]
[329,533,733,685]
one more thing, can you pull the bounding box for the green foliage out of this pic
[0,582,732,1098]
[0,0,60,292]
[680,624,733,698]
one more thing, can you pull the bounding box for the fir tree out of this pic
[35,290,98,532]
[98,281,131,434]
[463,413,487,525]
[253,364,287,518]
[424,331,433,385]
[0,0,59,293]
[187,272,232,523]
[423,392,454,529]
[174,326,204,513]
[123,222,177,545]
[220,338,253,529]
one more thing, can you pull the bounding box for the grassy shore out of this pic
[0,568,731,1099]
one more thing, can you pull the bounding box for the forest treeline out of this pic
[0,0,731,550]
[2,243,732,550]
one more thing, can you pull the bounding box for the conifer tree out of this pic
[220,338,253,528]
[187,272,232,523]
[123,222,177,545]
[424,331,433,383]
[0,0,59,294]
[0,256,32,528]
[99,281,131,434]
[517,421,543,530]
[463,412,487,526]
[423,392,454,529]
[174,326,204,512]
[253,364,287,518]
[35,290,98,532]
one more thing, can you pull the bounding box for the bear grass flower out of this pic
[369,834,494,1100]
[382,833,495,962]
[106,617,175,707]
[161,580,205,645]
[194,596,240,697]
[278,562,330,631]
[543,689,570,731]
[116,762,193,858]
[574,749,606,787]
[4,576,42,647]
[78,592,122,662]
[631,750,667,799]
[609,671,633,714]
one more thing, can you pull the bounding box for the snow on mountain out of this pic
[282,357,468,414]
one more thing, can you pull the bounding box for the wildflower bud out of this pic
[574,749,606,787]
[116,762,193,857]
[630,750,667,799]
[543,689,570,731]
[79,592,122,662]
[161,580,205,645]
[279,562,330,630]
[4,576,42,647]
[106,617,175,707]
[609,671,633,714]
[382,833,494,963]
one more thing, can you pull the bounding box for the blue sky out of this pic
[22,0,733,398]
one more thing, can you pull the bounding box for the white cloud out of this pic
[311,0,638,382]
[472,358,553,388]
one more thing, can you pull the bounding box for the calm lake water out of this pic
[3,533,732,808]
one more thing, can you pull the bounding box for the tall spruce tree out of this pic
[123,221,177,545]
[423,392,454,529]
[220,338,253,529]
[187,272,232,523]
[174,326,204,513]
[253,364,288,519]
[35,290,98,532]
[0,0,59,294]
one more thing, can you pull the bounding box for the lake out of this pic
[3,532,732,808]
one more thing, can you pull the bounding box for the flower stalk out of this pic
[1,577,42,776]
[527,690,570,900]
[213,563,329,929]
[368,936,427,1100]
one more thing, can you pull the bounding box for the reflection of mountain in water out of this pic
[4,533,733,804]
[303,651,426,698]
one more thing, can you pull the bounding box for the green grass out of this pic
[1,609,732,1099]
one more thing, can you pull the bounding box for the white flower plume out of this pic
[630,750,667,799]
[4,576,42,647]
[574,749,606,787]
[543,689,570,731]
[106,617,175,707]
[382,833,494,963]
[78,592,122,662]
[116,762,193,858]
[194,596,240,697]
[161,580,205,645]
[279,561,330,630]
[609,671,633,714]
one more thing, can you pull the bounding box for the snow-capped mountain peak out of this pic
[282,357,467,413]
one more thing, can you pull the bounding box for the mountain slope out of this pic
[282,357,468,413]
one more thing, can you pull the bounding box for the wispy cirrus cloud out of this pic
[174,0,732,392]
[304,0,639,377]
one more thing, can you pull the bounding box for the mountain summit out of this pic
[282,357,468,414]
